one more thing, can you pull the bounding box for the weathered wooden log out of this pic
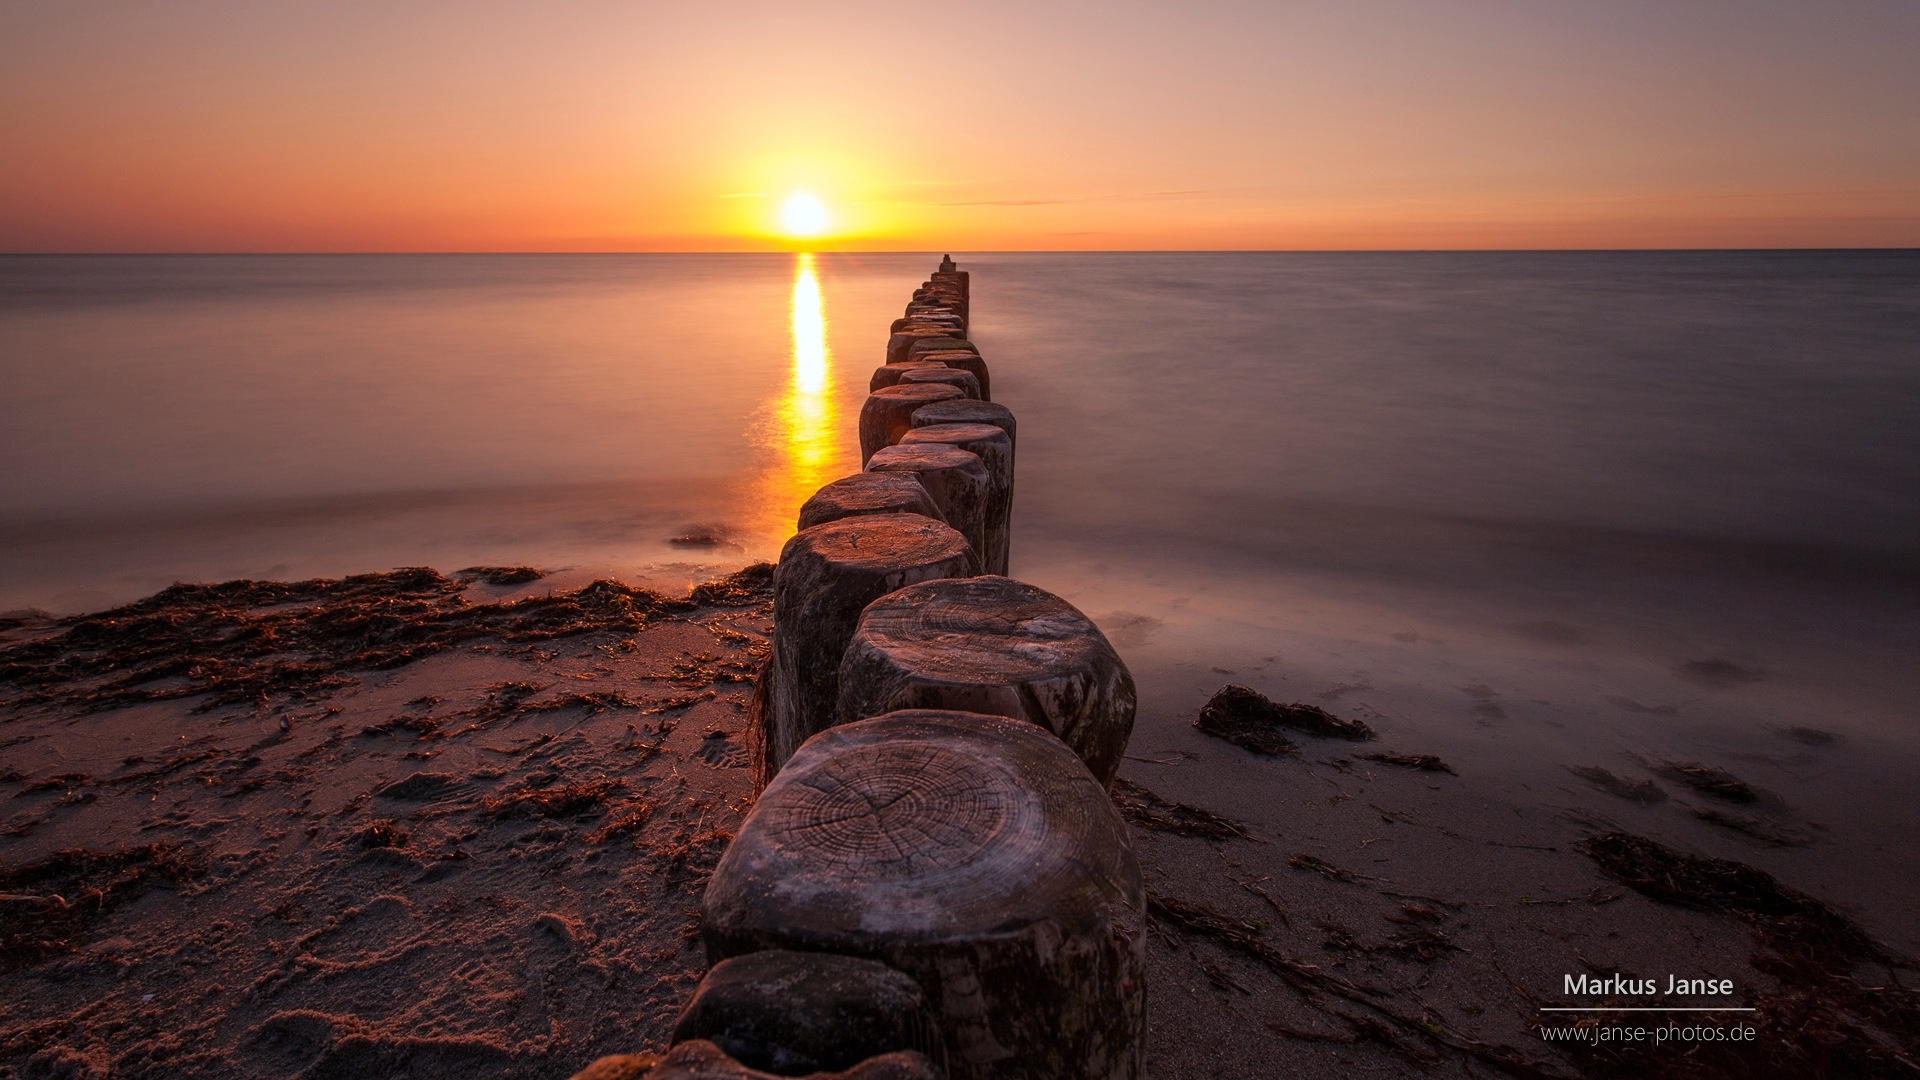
[911,292,965,321]
[902,301,960,319]
[765,514,975,781]
[858,384,964,464]
[909,399,1015,457]
[703,710,1145,1080]
[638,1041,940,1080]
[869,361,945,393]
[889,314,964,335]
[928,273,968,314]
[836,576,1135,787]
[797,473,943,531]
[671,951,943,1076]
[908,347,990,401]
[904,337,976,360]
[896,367,981,400]
[863,445,990,567]
[886,326,964,365]
[897,423,1012,575]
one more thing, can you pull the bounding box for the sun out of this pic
[779,192,830,238]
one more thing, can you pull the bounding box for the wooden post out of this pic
[835,576,1136,788]
[858,384,965,465]
[890,314,964,334]
[702,710,1146,1080]
[910,400,1016,458]
[868,361,945,393]
[896,366,981,400]
[864,444,991,568]
[797,473,943,531]
[905,341,989,401]
[886,326,964,365]
[898,423,1012,576]
[906,348,990,402]
[764,514,976,782]
[670,950,943,1076]
[635,1042,940,1080]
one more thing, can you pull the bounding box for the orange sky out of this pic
[3,1,1917,251]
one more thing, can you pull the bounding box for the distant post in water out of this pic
[864,443,991,569]
[858,383,965,464]
[898,423,1012,575]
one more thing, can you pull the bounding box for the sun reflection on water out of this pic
[746,253,852,548]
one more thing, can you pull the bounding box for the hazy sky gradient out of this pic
[4,0,1917,250]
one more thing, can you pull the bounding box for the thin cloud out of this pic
[718,192,769,199]
[940,189,1226,207]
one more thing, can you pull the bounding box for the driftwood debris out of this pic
[763,515,976,782]
[703,710,1145,1080]
[835,576,1136,787]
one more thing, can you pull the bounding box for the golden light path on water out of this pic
[746,252,853,548]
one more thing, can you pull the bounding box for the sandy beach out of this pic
[4,562,1915,1079]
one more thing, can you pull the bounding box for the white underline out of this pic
[1543,999,1758,1006]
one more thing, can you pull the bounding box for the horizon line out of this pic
[5,245,1918,257]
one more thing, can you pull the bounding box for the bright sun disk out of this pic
[780,192,830,238]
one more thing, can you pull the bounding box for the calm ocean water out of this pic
[4,251,1919,928]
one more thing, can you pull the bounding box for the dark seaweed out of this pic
[1359,752,1455,774]
[1195,686,1373,754]
[0,844,203,971]
[1111,778,1254,840]
[0,564,773,713]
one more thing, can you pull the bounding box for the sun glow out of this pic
[779,192,831,238]
[747,252,854,548]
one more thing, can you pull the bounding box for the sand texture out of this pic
[1,567,772,1079]
[4,571,1917,1079]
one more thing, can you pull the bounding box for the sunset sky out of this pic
[3,0,1917,252]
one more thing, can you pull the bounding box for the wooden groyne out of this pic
[573,258,1143,1080]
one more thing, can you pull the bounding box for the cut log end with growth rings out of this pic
[703,709,1145,1080]
[836,575,1136,787]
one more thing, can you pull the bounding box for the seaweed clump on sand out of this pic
[1658,761,1757,803]
[1569,766,1666,804]
[455,566,544,586]
[0,844,203,971]
[0,564,774,714]
[1194,685,1373,756]
[1359,752,1455,774]
[1581,832,1862,949]
[480,776,623,820]
[1576,831,1920,1078]
[1110,778,1255,840]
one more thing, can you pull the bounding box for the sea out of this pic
[4,250,1918,936]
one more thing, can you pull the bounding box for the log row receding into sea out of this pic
[572,258,1146,1080]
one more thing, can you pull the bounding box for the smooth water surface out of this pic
[5,250,1919,934]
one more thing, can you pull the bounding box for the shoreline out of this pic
[3,567,1916,1078]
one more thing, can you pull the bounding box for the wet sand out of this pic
[3,567,1916,1079]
